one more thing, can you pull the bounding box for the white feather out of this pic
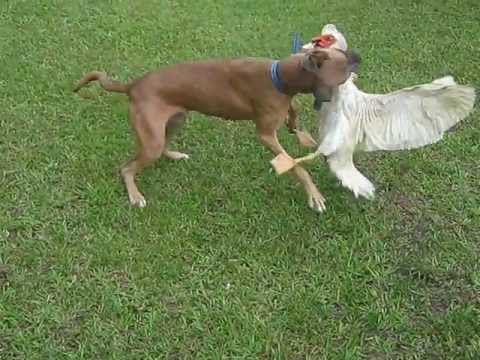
[303,25,476,199]
[352,77,476,151]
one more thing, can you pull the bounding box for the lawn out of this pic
[1,0,479,358]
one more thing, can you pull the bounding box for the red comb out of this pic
[311,34,336,48]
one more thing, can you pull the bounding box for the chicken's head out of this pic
[302,24,348,52]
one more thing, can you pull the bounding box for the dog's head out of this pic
[301,47,360,101]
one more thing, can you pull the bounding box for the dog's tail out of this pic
[73,71,129,94]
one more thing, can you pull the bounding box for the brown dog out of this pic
[74,48,359,212]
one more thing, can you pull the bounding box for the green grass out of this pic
[1,0,479,358]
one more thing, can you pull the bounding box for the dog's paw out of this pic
[164,150,190,160]
[129,193,147,208]
[295,130,318,148]
[308,190,326,213]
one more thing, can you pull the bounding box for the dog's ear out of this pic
[302,49,330,72]
[345,49,361,73]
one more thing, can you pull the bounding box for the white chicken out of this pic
[296,24,476,199]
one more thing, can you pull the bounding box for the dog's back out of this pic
[130,58,274,120]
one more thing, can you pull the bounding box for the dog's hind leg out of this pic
[163,112,190,160]
[121,100,181,207]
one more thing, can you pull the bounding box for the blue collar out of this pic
[270,32,301,94]
[291,32,302,54]
[270,61,286,93]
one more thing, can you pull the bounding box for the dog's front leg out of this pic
[287,106,317,148]
[256,126,326,212]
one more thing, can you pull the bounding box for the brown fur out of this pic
[74,48,359,211]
